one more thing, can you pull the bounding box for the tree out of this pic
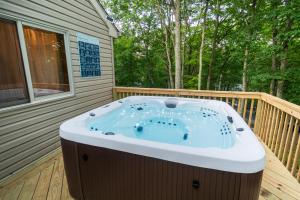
[156,1,174,88]
[242,0,257,92]
[173,0,182,89]
[276,0,293,98]
[207,0,221,90]
[102,0,300,104]
[269,0,280,95]
[198,0,209,90]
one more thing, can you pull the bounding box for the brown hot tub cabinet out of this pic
[61,138,263,200]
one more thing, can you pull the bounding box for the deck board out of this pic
[260,145,300,200]
[47,156,64,200]
[1,180,24,200]
[61,173,72,200]
[18,172,40,200]
[0,147,299,200]
[32,163,55,200]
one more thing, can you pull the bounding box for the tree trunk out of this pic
[206,0,220,90]
[198,0,209,90]
[145,44,154,86]
[276,0,292,98]
[156,2,174,88]
[163,22,174,89]
[217,55,229,90]
[242,0,256,92]
[218,73,223,90]
[187,45,192,74]
[276,47,288,98]
[269,1,279,95]
[242,46,248,92]
[269,52,277,95]
[181,1,188,88]
[181,31,185,88]
[174,0,181,89]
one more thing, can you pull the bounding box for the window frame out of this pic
[0,14,74,112]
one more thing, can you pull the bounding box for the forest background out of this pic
[103,0,300,104]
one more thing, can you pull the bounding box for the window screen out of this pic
[23,26,70,97]
[0,19,29,108]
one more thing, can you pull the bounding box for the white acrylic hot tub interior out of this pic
[60,96,265,173]
[87,97,236,148]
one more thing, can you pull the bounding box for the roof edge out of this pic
[89,0,120,38]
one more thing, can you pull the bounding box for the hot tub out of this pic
[60,96,265,200]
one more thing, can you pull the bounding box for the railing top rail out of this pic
[261,93,300,119]
[113,87,262,99]
[113,87,300,119]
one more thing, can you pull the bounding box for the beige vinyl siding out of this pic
[0,0,114,179]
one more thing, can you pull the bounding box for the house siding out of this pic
[0,0,114,179]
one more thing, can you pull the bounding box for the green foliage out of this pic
[103,0,300,104]
[114,36,143,86]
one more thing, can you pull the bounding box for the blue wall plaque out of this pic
[77,33,101,77]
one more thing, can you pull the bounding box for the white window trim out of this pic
[16,21,35,102]
[0,15,75,113]
[20,21,75,102]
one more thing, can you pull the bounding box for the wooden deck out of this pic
[0,146,300,200]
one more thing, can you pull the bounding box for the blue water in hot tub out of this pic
[87,99,236,148]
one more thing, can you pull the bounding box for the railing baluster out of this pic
[267,107,277,147]
[248,99,254,128]
[261,104,271,141]
[263,105,273,142]
[242,99,248,120]
[254,100,262,134]
[270,109,281,151]
[287,120,299,170]
[282,117,296,164]
[292,133,300,176]
[275,113,287,156]
[258,102,267,137]
[231,98,235,110]
[278,115,292,160]
[237,99,242,114]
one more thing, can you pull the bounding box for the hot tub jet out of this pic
[104,132,115,135]
[135,123,143,132]
[183,133,188,140]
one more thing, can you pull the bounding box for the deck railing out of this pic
[113,87,300,182]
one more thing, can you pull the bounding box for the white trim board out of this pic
[89,0,119,38]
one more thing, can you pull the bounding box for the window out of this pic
[0,19,29,108]
[0,17,72,110]
[23,26,70,97]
